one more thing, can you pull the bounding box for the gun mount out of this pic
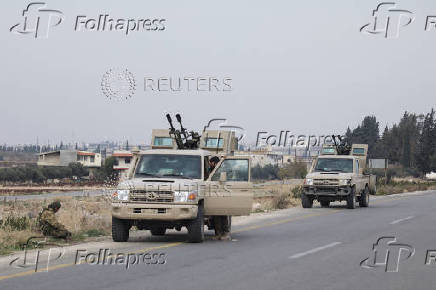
[331,135,351,155]
[166,114,201,150]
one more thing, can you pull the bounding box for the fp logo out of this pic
[10,2,64,39]
[360,237,415,272]
[203,119,246,142]
[9,238,65,272]
[360,2,414,39]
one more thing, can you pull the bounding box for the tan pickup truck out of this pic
[302,144,376,209]
[111,128,253,243]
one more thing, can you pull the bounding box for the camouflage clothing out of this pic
[38,208,71,239]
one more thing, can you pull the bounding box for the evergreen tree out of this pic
[415,109,436,174]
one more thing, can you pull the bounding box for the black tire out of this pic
[187,203,204,243]
[112,217,129,242]
[346,187,356,209]
[301,194,313,208]
[320,200,330,207]
[150,227,166,236]
[359,186,370,208]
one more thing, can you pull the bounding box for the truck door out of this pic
[354,159,365,193]
[204,156,253,216]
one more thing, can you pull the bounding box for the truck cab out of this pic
[111,127,253,243]
[302,143,376,209]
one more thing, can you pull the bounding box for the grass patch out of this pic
[376,181,436,195]
[253,184,302,212]
[0,196,112,255]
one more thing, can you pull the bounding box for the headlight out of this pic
[339,179,351,186]
[174,191,197,202]
[304,178,313,186]
[113,189,129,201]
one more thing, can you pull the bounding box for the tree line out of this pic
[0,157,118,183]
[345,109,436,175]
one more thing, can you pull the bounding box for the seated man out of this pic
[38,201,72,240]
[209,156,220,173]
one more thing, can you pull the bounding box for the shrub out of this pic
[271,192,290,209]
[278,162,307,179]
[0,215,32,231]
[291,185,304,198]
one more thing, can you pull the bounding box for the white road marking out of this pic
[288,242,342,259]
[390,215,415,225]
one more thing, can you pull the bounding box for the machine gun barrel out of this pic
[331,135,337,146]
[166,114,175,130]
[331,134,351,155]
[166,114,184,149]
[175,113,189,140]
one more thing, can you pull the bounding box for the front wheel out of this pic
[359,186,370,207]
[187,203,204,243]
[301,194,313,208]
[112,217,129,242]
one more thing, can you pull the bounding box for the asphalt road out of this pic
[1,191,436,290]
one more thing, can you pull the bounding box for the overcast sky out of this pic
[1,0,436,145]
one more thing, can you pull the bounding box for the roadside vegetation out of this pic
[251,162,307,181]
[252,184,302,213]
[0,196,112,255]
[375,180,436,195]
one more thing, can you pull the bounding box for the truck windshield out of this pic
[135,154,202,179]
[314,158,353,173]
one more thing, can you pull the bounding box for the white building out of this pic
[38,150,101,168]
[112,151,133,180]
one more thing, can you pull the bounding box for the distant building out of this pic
[235,147,282,167]
[76,151,102,168]
[112,150,133,180]
[37,150,101,168]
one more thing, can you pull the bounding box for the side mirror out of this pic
[219,172,227,182]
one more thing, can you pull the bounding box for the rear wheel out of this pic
[112,217,129,242]
[187,203,204,243]
[346,187,356,209]
[150,227,166,236]
[320,200,330,207]
[301,194,313,208]
[359,186,370,207]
